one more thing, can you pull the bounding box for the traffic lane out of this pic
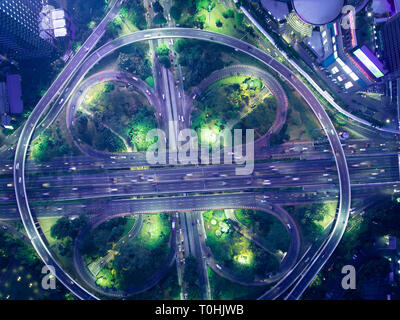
[21,160,396,192]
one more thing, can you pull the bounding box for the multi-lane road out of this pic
[10,24,373,300]
[13,0,124,300]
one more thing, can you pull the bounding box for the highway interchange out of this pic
[5,0,400,300]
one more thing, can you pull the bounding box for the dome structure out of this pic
[292,0,345,26]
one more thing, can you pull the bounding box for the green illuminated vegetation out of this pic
[152,1,167,26]
[284,203,337,246]
[174,39,224,89]
[304,196,400,299]
[119,0,147,30]
[270,79,322,145]
[233,209,290,255]
[67,0,108,43]
[202,210,280,280]
[50,215,89,242]
[117,43,152,81]
[130,262,181,300]
[183,255,202,300]
[208,267,268,300]
[191,75,276,146]
[112,214,172,290]
[31,124,74,162]
[171,0,256,44]
[72,80,157,152]
[72,112,127,152]
[81,217,136,265]
[0,228,69,300]
[156,42,171,69]
[106,14,139,38]
[38,217,80,279]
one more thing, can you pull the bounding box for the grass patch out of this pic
[203,210,279,280]
[208,267,268,300]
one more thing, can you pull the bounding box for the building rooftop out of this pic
[51,9,65,20]
[260,0,289,22]
[292,0,344,25]
[6,74,23,114]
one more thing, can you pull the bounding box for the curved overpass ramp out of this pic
[14,28,350,300]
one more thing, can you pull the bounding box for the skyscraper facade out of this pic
[0,0,56,60]
[382,12,400,74]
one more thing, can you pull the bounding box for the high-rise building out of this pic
[0,0,56,60]
[382,12,400,74]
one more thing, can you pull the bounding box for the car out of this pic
[2,225,8,230]
[216,264,222,270]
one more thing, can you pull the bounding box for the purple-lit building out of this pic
[382,12,400,74]
[6,74,23,114]
[0,74,23,128]
[353,45,386,79]
[291,0,344,26]
[0,0,56,60]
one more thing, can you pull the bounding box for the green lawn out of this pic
[203,211,279,280]
[233,209,290,254]
[73,80,157,152]
[207,267,268,300]
[112,214,172,289]
[192,75,276,146]
[314,202,337,229]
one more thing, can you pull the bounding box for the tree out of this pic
[117,45,152,80]
[156,43,170,56]
[104,82,115,93]
[50,217,71,240]
[216,19,223,28]
[234,12,245,25]
[158,55,171,69]
[153,13,167,25]
[222,9,234,19]
[121,0,147,29]
[50,215,89,240]
[153,1,164,13]
[183,255,199,284]
[170,5,182,21]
